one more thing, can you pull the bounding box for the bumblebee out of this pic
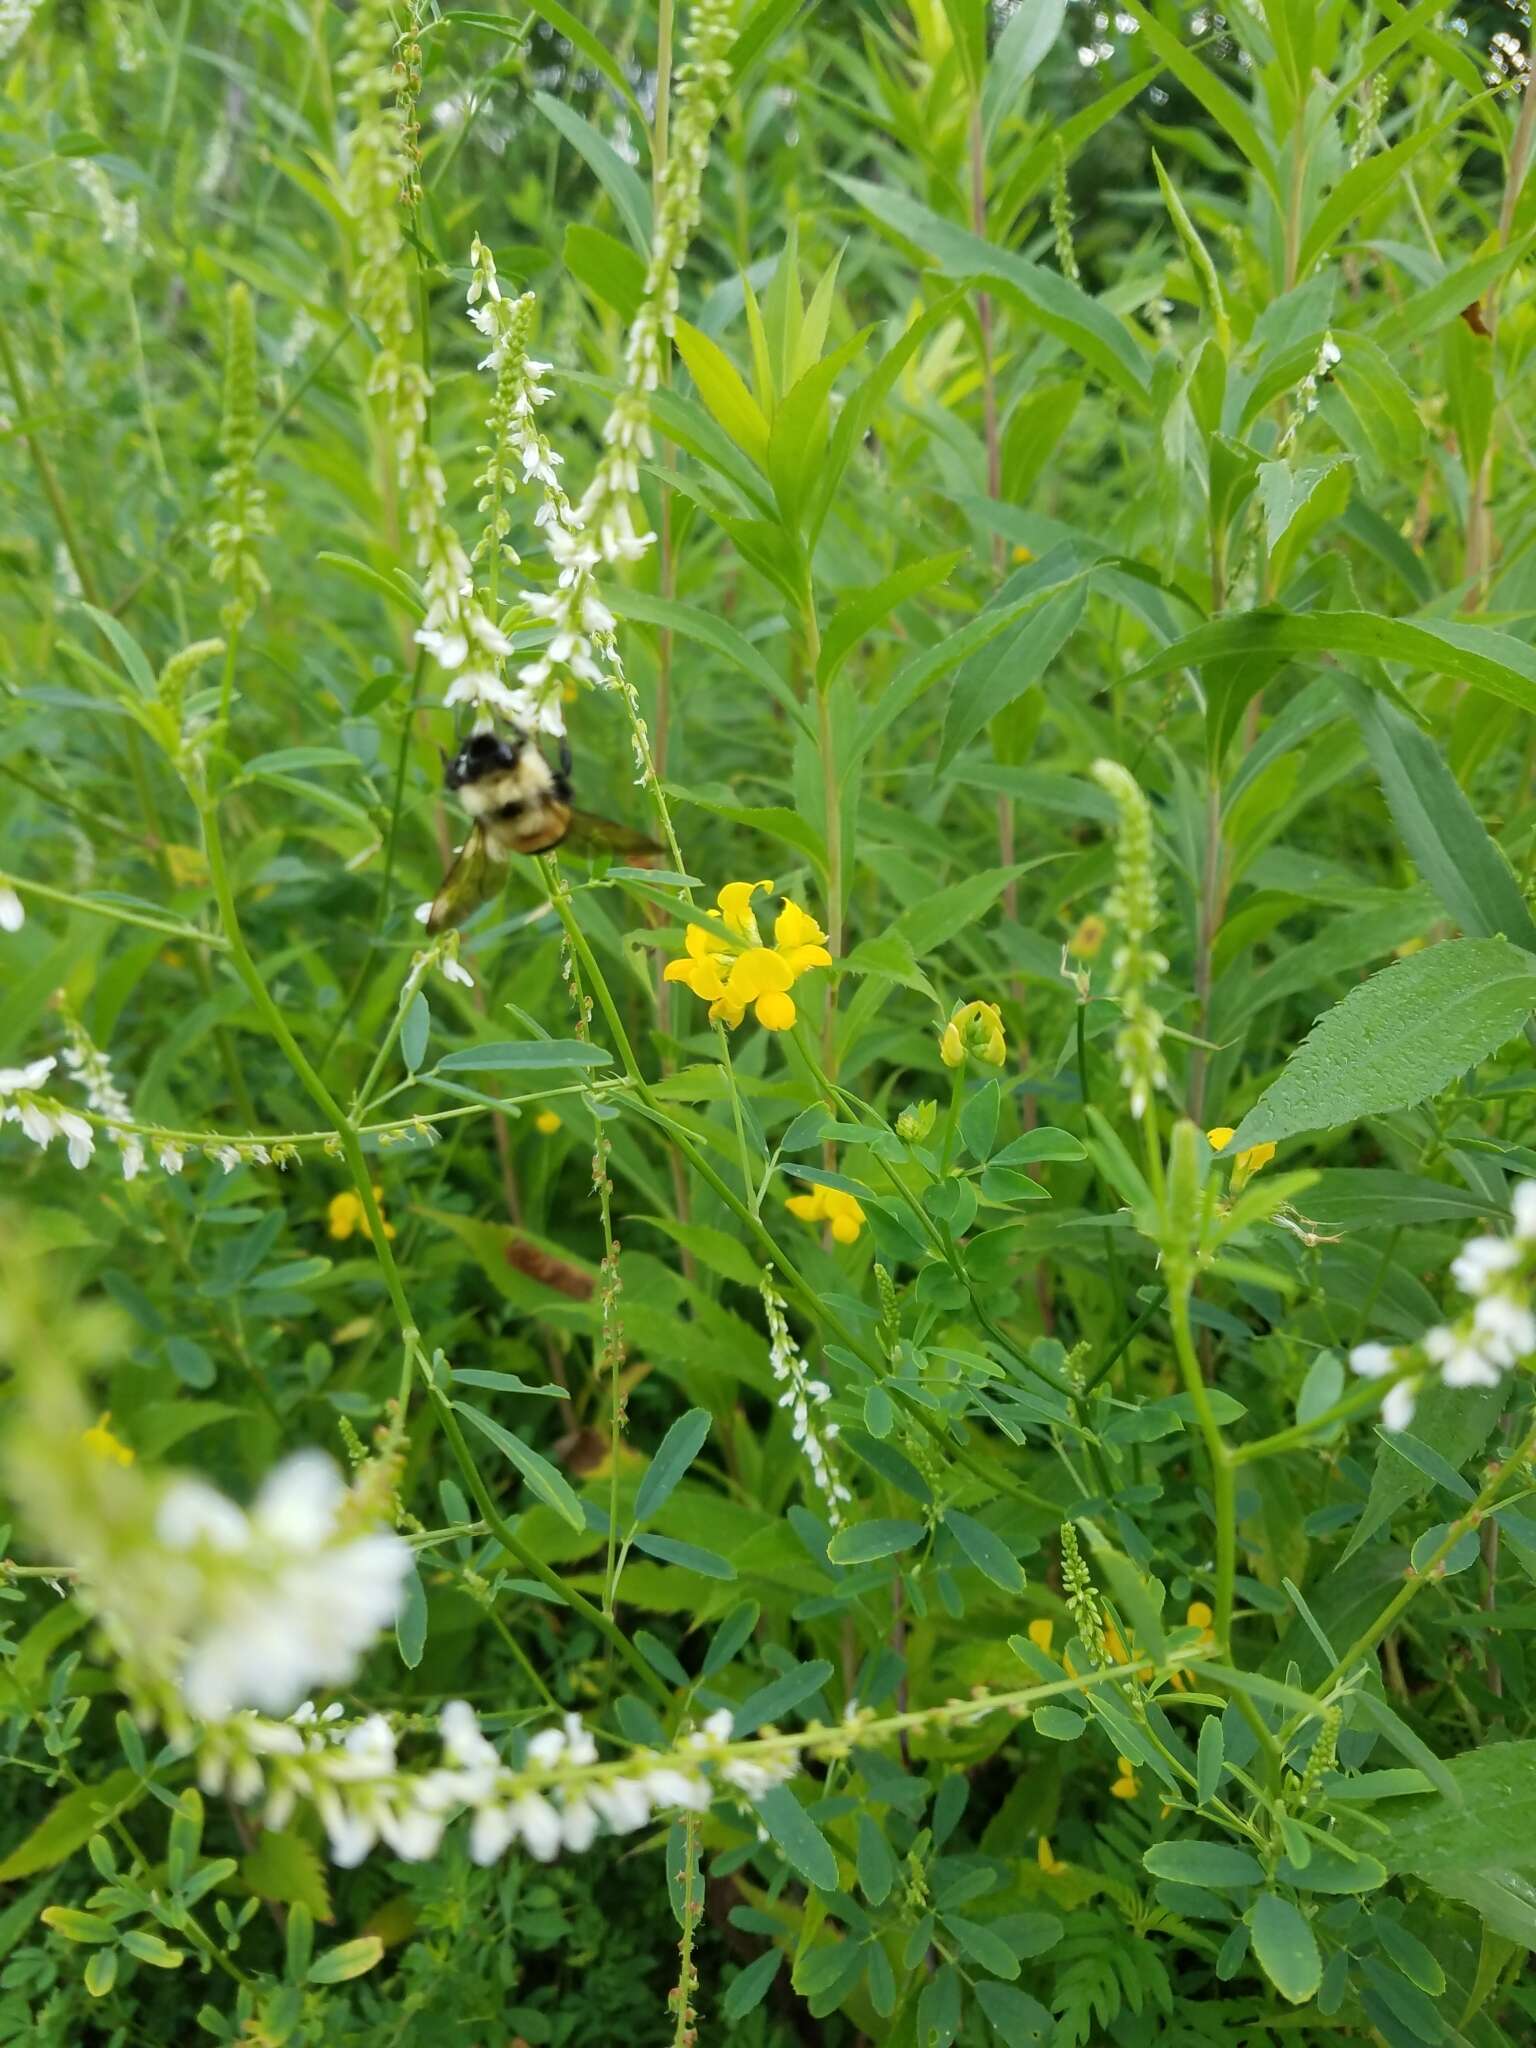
[426,729,659,933]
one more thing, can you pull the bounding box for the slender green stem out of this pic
[1169,1273,1236,1651]
[0,873,224,947]
[428,1384,668,1702]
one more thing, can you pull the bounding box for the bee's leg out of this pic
[555,735,574,800]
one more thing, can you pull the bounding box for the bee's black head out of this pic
[444,729,524,791]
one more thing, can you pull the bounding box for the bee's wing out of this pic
[426,823,497,933]
[561,809,664,861]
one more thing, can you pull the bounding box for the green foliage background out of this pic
[3,1,1536,2043]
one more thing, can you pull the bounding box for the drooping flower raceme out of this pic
[207,282,271,633]
[663,881,832,1032]
[1091,759,1169,1118]
[465,236,614,738]
[761,1273,852,1523]
[0,1055,95,1169]
[60,1001,145,1180]
[194,1696,794,1871]
[1350,1182,1536,1431]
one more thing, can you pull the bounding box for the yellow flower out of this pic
[786,1183,866,1244]
[1186,1598,1214,1636]
[535,1110,562,1135]
[1069,914,1107,960]
[328,1186,396,1242]
[1012,544,1035,565]
[1037,1835,1067,1875]
[939,999,1007,1069]
[1207,1126,1276,1192]
[1110,1756,1141,1799]
[82,1413,134,1467]
[1027,1617,1055,1656]
[664,882,833,1033]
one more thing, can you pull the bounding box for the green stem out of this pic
[0,312,102,607]
[0,872,229,948]
[428,1383,668,1702]
[1169,1273,1236,1652]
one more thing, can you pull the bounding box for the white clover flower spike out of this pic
[1351,1184,1536,1430]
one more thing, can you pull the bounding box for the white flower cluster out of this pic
[1091,760,1168,1119]
[74,161,140,259]
[761,1273,852,1524]
[574,0,737,568]
[61,1006,145,1180]
[195,1697,793,1870]
[1351,1183,1536,1431]
[0,0,44,60]
[0,1056,95,1168]
[339,0,511,723]
[151,1451,411,1721]
[464,237,613,739]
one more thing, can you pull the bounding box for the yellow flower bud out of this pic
[940,1000,1007,1069]
[1069,913,1106,960]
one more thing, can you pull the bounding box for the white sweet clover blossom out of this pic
[463,236,607,739]
[194,1696,792,1870]
[1090,760,1169,1119]
[0,0,45,60]
[339,0,512,722]
[0,885,23,932]
[1350,1182,1536,1431]
[60,1004,145,1181]
[761,1273,852,1524]
[74,160,140,258]
[0,1056,95,1169]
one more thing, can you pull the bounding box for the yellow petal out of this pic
[786,1192,825,1223]
[724,947,795,1000]
[1186,1599,1213,1630]
[716,879,773,937]
[830,1209,861,1243]
[328,1193,360,1241]
[774,899,827,952]
[535,1110,562,1135]
[1206,1126,1236,1152]
[1027,1618,1054,1655]
[707,993,745,1028]
[755,989,797,1031]
[779,943,833,976]
[685,920,727,961]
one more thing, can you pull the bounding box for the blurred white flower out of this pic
[0,887,23,932]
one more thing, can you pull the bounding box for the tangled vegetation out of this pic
[3,2,1536,2043]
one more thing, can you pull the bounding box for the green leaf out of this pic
[945,1509,1026,1594]
[976,1980,1055,2045]
[0,1769,144,1881]
[307,1936,384,1984]
[41,1906,118,1944]
[834,177,1151,402]
[401,993,430,1074]
[634,1408,713,1526]
[631,1533,737,1578]
[722,1948,783,2020]
[1344,681,1536,951]
[767,329,871,533]
[435,1039,611,1072]
[76,603,156,694]
[940,581,1087,770]
[120,1930,185,1968]
[1249,1892,1321,2004]
[1230,939,1536,1151]
[1120,2,1280,200]
[452,1402,585,1531]
[563,223,646,320]
[752,1784,838,1890]
[607,587,811,734]
[1138,607,1536,719]
[945,1912,1019,1979]
[240,1829,333,1921]
[858,1811,897,1904]
[395,1563,427,1669]
[982,0,1067,140]
[1410,1520,1480,1577]
[817,551,965,688]
[1256,457,1352,552]
[992,1127,1085,1166]
[1197,1717,1225,1805]
[1151,152,1229,351]
[531,91,651,253]
[675,319,771,467]
[826,1518,925,1565]
[895,865,1031,959]
[732,1659,834,1736]
[1142,1841,1264,1889]
[517,2,645,119]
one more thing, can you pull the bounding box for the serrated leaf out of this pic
[241,1828,333,1920]
[1231,939,1536,1150]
